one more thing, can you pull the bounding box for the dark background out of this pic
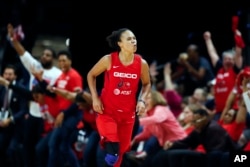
[0,0,249,89]
[70,1,249,89]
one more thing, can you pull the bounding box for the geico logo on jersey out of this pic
[113,72,137,79]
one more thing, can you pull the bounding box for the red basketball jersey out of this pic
[100,52,142,114]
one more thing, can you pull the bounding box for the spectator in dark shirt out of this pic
[151,108,240,167]
[171,44,214,96]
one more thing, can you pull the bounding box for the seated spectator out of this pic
[128,89,187,166]
[0,75,61,167]
[219,68,250,143]
[151,108,241,167]
[178,103,206,153]
[218,106,246,143]
[187,87,215,116]
[178,104,199,134]
[51,87,99,167]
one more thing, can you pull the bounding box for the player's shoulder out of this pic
[137,55,148,65]
[102,53,112,62]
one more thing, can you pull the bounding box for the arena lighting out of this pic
[66,38,70,47]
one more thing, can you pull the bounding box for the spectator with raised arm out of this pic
[7,23,62,167]
[203,30,243,120]
[149,62,183,118]
[162,63,183,117]
[216,68,249,144]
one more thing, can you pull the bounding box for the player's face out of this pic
[118,30,137,53]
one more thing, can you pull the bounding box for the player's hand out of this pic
[92,97,104,114]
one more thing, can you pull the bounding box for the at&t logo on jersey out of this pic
[113,88,132,95]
